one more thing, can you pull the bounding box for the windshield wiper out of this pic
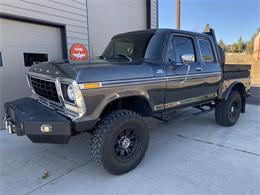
[115,54,133,62]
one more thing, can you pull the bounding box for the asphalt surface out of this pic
[0,103,260,195]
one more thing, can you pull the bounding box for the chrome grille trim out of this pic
[29,76,60,104]
[32,93,78,120]
[27,72,86,120]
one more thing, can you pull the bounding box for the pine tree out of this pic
[237,36,244,53]
[218,39,226,52]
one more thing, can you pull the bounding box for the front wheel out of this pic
[215,91,242,126]
[90,110,149,175]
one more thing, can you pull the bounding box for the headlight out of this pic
[59,80,86,118]
[61,83,75,104]
[67,84,75,101]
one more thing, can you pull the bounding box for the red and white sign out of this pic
[70,43,88,61]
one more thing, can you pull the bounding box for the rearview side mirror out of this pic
[181,54,195,64]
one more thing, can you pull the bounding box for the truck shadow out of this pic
[247,86,260,105]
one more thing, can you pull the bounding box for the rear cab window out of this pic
[198,38,215,62]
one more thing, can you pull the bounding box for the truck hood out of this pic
[28,60,158,83]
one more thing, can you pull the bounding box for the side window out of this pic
[0,52,3,67]
[198,39,215,62]
[23,53,48,67]
[173,36,196,63]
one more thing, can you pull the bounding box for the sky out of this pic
[159,0,260,44]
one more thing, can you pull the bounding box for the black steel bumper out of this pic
[3,98,72,144]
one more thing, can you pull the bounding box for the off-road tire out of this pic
[90,109,149,175]
[215,91,242,126]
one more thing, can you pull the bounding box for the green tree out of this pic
[237,36,244,52]
[218,39,226,51]
[231,43,237,53]
[232,36,244,53]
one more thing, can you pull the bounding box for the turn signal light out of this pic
[79,82,102,89]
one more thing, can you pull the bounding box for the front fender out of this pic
[99,89,153,115]
[82,87,153,120]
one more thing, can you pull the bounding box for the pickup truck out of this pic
[3,28,251,175]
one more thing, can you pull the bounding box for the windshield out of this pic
[102,32,167,60]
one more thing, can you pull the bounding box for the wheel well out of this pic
[229,83,246,113]
[100,96,153,118]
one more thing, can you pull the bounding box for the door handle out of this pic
[180,64,191,84]
[196,67,203,72]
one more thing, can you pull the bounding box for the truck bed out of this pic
[223,64,251,80]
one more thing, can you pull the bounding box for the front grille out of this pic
[30,77,60,103]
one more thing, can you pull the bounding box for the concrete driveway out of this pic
[0,103,260,195]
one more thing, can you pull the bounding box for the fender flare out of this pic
[223,81,247,113]
[96,90,154,118]
[224,81,246,101]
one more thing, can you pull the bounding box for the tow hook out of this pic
[3,116,16,134]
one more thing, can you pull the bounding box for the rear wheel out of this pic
[90,110,149,175]
[215,91,242,126]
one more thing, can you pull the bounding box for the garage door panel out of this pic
[0,18,62,126]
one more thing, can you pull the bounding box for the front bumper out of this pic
[3,98,72,144]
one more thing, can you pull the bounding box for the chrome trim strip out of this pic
[26,75,32,88]
[154,93,217,111]
[167,72,221,81]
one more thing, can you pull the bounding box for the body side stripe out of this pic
[97,72,221,88]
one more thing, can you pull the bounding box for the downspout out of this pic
[146,0,151,29]
[86,0,92,61]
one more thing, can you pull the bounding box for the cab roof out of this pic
[113,28,211,39]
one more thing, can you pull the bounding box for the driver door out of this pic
[165,34,206,109]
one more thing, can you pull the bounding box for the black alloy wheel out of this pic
[90,110,149,175]
[114,128,138,161]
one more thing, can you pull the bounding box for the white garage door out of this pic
[0,18,62,125]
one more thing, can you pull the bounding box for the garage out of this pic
[0,18,63,117]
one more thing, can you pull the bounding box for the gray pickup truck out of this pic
[3,28,251,175]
